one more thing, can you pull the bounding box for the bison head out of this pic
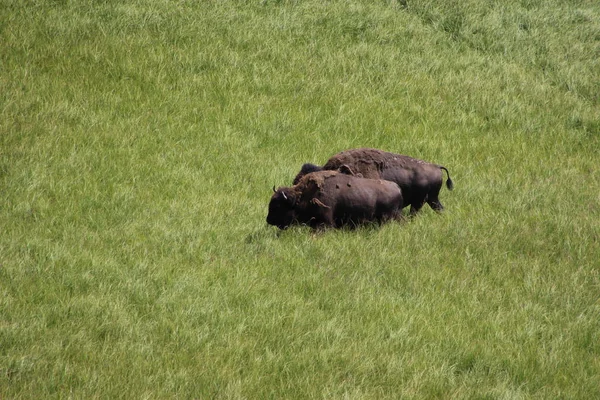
[266,187,297,229]
[293,163,322,185]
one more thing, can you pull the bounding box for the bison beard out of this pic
[267,171,403,229]
[294,148,453,215]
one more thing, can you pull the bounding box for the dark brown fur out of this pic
[267,171,403,229]
[295,148,453,215]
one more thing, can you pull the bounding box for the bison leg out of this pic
[428,199,444,212]
[426,186,445,212]
[309,199,335,228]
[409,204,423,215]
[392,208,406,222]
[409,195,427,216]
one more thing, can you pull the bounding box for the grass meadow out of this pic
[2,0,599,398]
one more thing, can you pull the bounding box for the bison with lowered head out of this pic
[267,170,403,229]
[293,148,453,215]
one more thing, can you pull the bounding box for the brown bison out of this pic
[293,148,453,215]
[267,170,403,229]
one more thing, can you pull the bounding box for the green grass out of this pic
[2,0,599,398]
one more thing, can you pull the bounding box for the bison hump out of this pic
[302,170,338,189]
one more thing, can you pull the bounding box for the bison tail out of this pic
[440,166,454,191]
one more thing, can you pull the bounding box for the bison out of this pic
[293,148,453,215]
[267,170,403,229]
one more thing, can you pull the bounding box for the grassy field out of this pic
[2,0,599,398]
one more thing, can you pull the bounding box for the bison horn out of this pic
[272,186,276,193]
[339,164,355,176]
[282,191,288,200]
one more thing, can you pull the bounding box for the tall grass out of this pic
[1,0,599,398]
